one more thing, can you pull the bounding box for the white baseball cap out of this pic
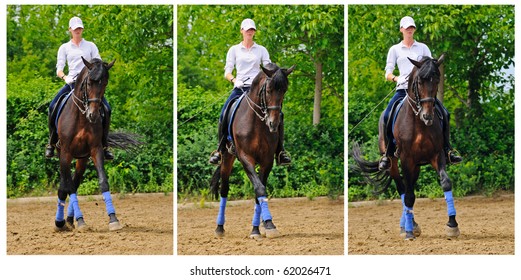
[69,16,84,30]
[240,18,256,30]
[400,16,416,29]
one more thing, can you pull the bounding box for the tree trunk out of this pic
[313,61,323,125]
[437,63,444,103]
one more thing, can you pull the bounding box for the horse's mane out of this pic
[88,58,108,81]
[417,57,441,80]
[251,63,289,93]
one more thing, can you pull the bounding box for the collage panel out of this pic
[176,4,345,255]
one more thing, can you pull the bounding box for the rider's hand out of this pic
[64,75,75,85]
[234,79,244,89]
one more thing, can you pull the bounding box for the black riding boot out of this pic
[276,114,291,166]
[378,118,394,171]
[440,105,462,165]
[209,121,224,165]
[102,102,114,160]
[45,109,58,158]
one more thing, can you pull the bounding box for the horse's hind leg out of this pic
[215,153,234,238]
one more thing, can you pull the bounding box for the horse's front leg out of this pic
[55,153,73,231]
[249,162,275,239]
[241,156,279,238]
[91,147,122,231]
[433,156,460,238]
[400,158,420,240]
[66,158,88,230]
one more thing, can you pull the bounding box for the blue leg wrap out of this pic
[102,191,116,216]
[216,197,227,225]
[69,193,83,220]
[252,203,262,226]
[400,194,406,228]
[404,206,414,232]
[56,199,66,221]
[444,191,456,216]
[258,196,273,221]
[67,199,74,218]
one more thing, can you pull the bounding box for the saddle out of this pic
[221,93,247,142]
[50,92,73,132]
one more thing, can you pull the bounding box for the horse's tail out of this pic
[107,131,144,152]
[210,166,221,200]
[351,142,392,194]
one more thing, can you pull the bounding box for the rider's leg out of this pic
[102,98,114,160]
[46,84,72,158]
[437,99,462,164]
[209,87,245,165]
[276,112,291,166]
[379,89,406,170]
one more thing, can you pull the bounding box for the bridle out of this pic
[72,71,103,115]
[245,76,283,122]
[406,71,436,116]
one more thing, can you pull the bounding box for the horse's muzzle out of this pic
[421,113,434,126]
[267,120,279,133]
[86,110,100,124]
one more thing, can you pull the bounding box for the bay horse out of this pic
[210,63,295,239]
[54,57,140,232]
[352,54,460,240]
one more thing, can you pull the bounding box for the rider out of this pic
[45,16,113,160]
[208,18,291,166]
[379,16,462,171]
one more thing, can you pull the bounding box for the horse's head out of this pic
[407,53,445,126]
[80,56,115,123]
[259,63,295,132]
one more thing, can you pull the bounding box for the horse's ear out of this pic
[283,65,296,76]
[82,56,93,70]
[107,59,116,70]
[407,57,422,69]
[261,65,277,78]
[436,53,446,66]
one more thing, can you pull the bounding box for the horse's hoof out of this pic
[404,231,416,241]
[400,224,421,238]
[250,226,262,240]
[54,220,72,232]
[76,218,89,231]
[215,225,225,238]
[265,228,280,238]
[108,221,123,231]
[446,225,460,238]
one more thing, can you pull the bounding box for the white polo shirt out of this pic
[385,40,431,90]
[56,38,101,82]
[224,42,271,86]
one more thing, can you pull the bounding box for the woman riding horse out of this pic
[46,16,113,160]
[379,16,462,171]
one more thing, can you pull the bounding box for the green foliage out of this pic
[177,5,344,200]
[348,5,514,201]
[6,5,173,198]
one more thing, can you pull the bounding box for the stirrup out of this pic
[447,149,462,164]
[209,150,222,165]
[378,155,391,171]
[276,151,292,166]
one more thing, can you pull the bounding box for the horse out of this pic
[352,54,460,240]
[54,57,141,232]
[210,63,295,239]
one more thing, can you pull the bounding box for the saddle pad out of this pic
[53,92,73,131]
[226,93,246,142]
